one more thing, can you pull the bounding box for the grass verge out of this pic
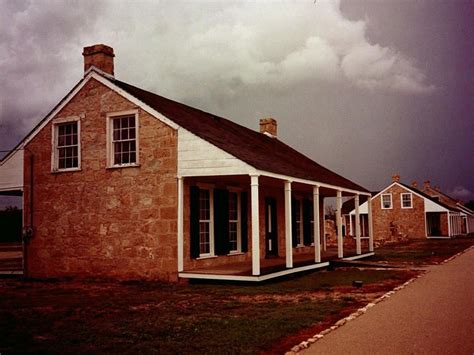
[0,268,416,354]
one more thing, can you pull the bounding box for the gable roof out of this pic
[1,69,368,193]
[111,77,368,192]
[370,181,463,213]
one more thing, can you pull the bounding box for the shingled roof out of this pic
[112,78,368,192]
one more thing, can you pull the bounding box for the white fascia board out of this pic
[17,71,180,150]
[370,182,399,200]
[91,73,179,130]
[256,170,370,196]
[349,200,369,215]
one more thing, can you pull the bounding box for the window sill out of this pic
[196,255,218,260]
[51,168,82,174]
[106,164,141,170]
[227,252,244,256]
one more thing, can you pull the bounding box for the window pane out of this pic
[56,122,79,169]
[113,119,121,130]
[111,116,137,165]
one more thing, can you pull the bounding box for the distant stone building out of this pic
[343,175,474,243]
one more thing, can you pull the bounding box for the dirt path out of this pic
[300,247,474,355]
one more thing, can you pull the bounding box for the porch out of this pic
[180,246,374,282]
[177,173,374,282]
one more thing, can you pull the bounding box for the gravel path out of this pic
[301,247,474,355]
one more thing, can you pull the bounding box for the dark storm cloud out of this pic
[0,0,472,200]
[0,0,106,150]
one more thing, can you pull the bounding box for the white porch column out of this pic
[313,185,321,263]
[447,213,452,237]
[368,196,374,252]
[251,175,260,275]
[285,180,293,268]
[177,177,184,272]
[349,214,353,236]
[336,190,343,258]
[355,194,361,255]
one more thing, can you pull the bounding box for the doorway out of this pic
[427,212,441,236]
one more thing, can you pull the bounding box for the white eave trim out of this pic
[255,170,370,196]
[12,70,180,152]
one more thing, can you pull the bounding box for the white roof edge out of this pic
[256,170,370,196]
[2,71,182,158]
[371,181,452,212]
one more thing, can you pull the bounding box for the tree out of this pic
[325,205,336,221]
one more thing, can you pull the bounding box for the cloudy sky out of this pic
[0,0,473,201]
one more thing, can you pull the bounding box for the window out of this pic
[107,111,138,167]
[381,193,392,209]
[228,191,241,253]
[198,189,214,256]
[401,193,413,208]
[52,118,80,171]
[294,199,304,246]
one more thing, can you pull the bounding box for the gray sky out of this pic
[0,0,473,202]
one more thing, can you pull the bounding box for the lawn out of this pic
[0,269,417,354]
[369,235,474,266]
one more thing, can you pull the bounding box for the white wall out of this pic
[178,128,254,177]
[0,149,23,193]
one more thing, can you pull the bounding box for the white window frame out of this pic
[197,187,214,258]
[51,115,82,172]
[381,193,392,209]
[106,109,139,168]
[228,189,242,254]
[401,193,413,209]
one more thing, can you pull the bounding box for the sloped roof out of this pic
[398,183,458,211]
[112,78,368,192]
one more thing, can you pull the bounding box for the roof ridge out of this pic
[111,77,368,192]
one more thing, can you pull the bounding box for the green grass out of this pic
[0,268,415,354]
[191,269,413,295]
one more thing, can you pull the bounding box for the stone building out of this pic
[0,44,373,282]
[343,174,474,243]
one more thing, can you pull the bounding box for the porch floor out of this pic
[180,246,374,281]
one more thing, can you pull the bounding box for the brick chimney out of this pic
[259,118,277,137]
[411,180,418,188]
[82,44,115,76]
[391,173,400,183]
[424,180,431,189]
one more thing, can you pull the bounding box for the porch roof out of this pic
[112,78,369,193]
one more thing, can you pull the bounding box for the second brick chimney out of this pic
[424,180,431,189]
[83,44,115,76]
[411,180,418,188]
[259,118,277,137]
